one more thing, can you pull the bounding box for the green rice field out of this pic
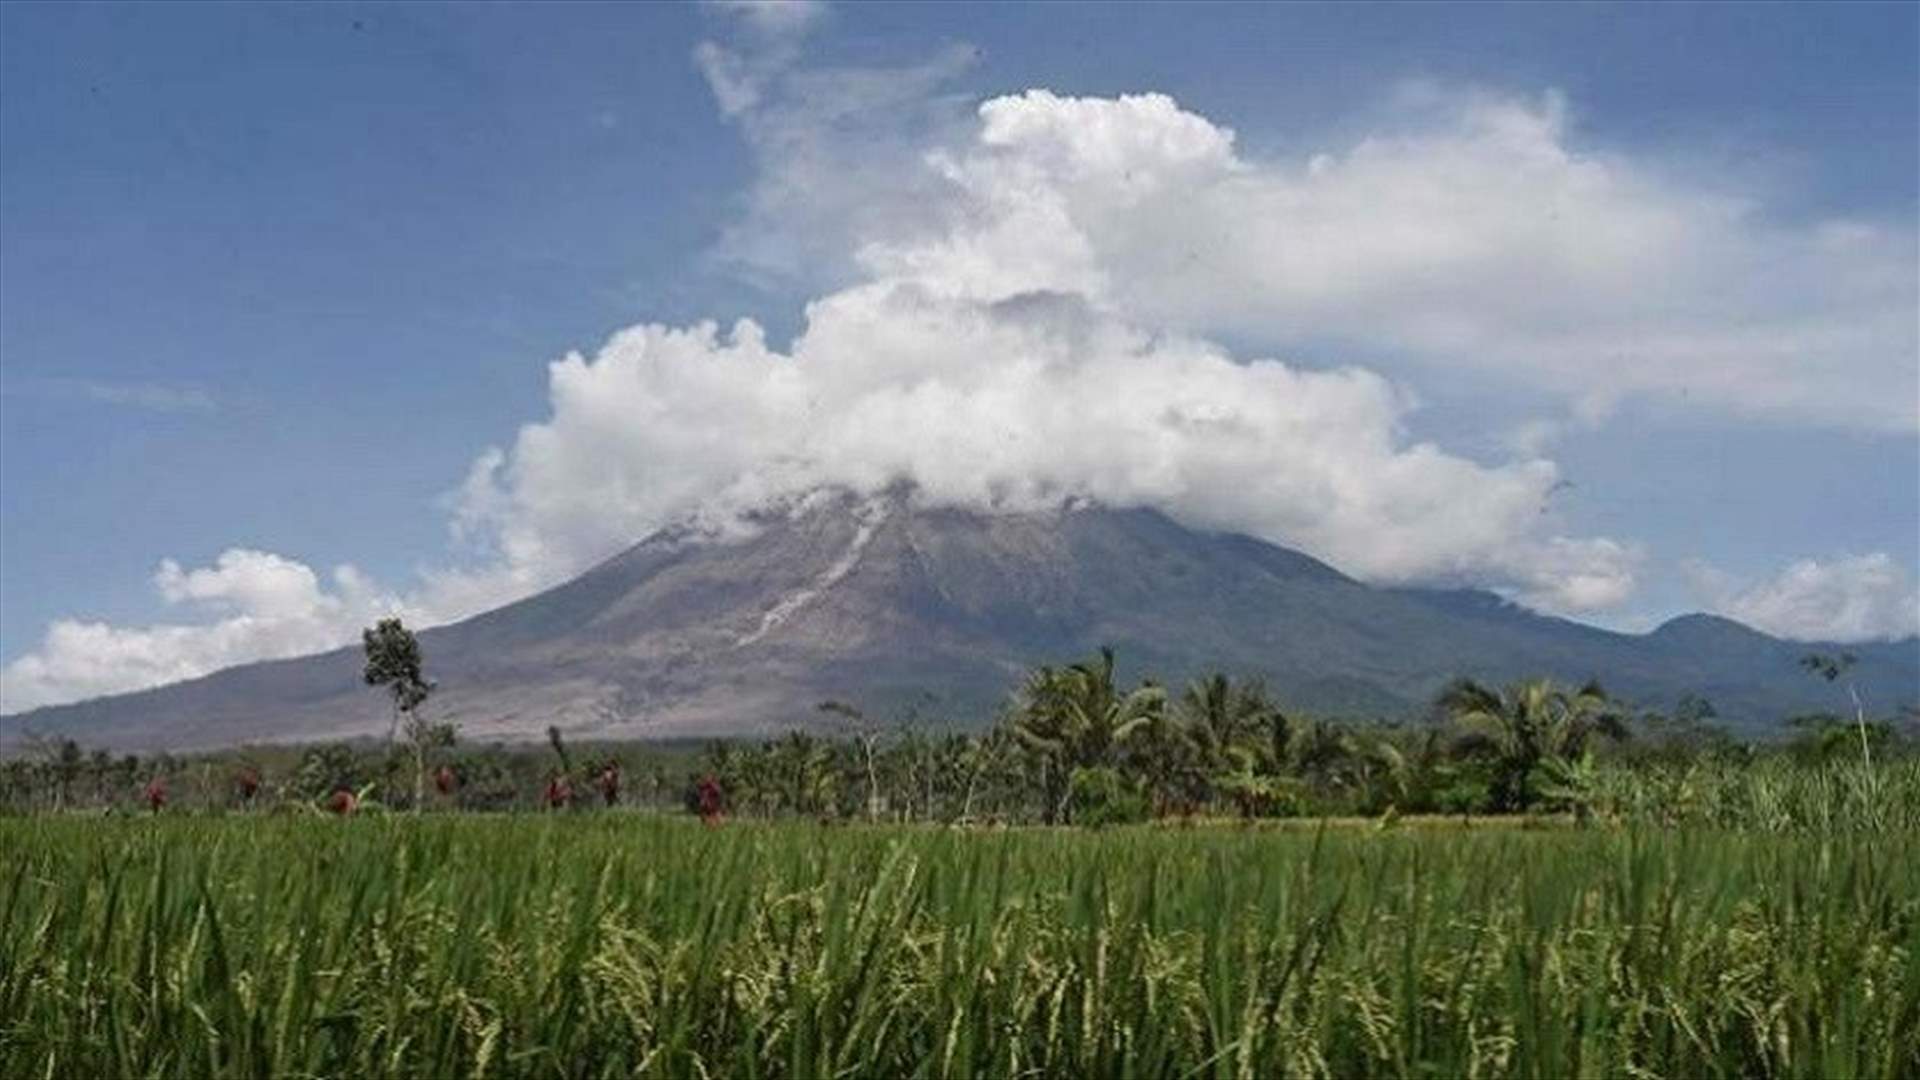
[4,817,1916,1079]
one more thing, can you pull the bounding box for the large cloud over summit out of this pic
[449,275,1635,616]
[441,88,1690,615]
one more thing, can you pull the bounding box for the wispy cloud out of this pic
[5,376,218,414]
[705,0,829,39]
[693,0,831,118]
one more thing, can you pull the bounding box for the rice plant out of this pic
[3,816,1914,1078]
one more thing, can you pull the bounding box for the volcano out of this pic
[6,492,1916,750]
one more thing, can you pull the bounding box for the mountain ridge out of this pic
[5,493,1915,750]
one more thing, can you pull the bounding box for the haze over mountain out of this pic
[5,491,1912,752]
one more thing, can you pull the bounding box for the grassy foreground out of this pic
[3,818,1916,1079]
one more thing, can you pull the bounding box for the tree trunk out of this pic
[862,736,879,823]
[1849,683,1872,771]
[959,759,983,824]
[409,711,426,812]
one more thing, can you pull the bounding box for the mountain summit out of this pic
[7,492,1915,749]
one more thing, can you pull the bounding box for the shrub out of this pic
[1214,772,1307,818]
[1435,776,1491,816]
[1067,766,1149,827]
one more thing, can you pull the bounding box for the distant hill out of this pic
[5,492,1915,750]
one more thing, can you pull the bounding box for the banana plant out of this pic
[1534,749,1602,824]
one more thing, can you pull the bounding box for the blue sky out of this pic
[1,1,1915,710]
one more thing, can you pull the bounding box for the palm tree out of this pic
[42,737,82,812]
[771,731,837,817]
[1438,677,1627,812]
[1125,707,1196,815]
[1013,647,1166,822]
[87,748,112,807]
[1178,674,1273,766]
[952,729,1012,824]
[1343,734,1414,814]
[1176,673,1282,809]
[1287,717,1358,788]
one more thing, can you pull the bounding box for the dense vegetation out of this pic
[6,646,1915,829]
[4,817,1916,1078]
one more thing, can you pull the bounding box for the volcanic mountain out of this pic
[6,492,1916,750]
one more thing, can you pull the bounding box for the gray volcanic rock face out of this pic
[6,491,1917,750]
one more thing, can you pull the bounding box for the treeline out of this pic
[689,650,1915,829]
[0,730,690,817]
[5,646,1915,829]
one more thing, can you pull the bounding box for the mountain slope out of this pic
[6,493,1916,750]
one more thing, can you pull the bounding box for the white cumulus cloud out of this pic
[0,550,421,713]
[855,88,1918,431]
[447,279,1638,619]
[1691,553,1920,642]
